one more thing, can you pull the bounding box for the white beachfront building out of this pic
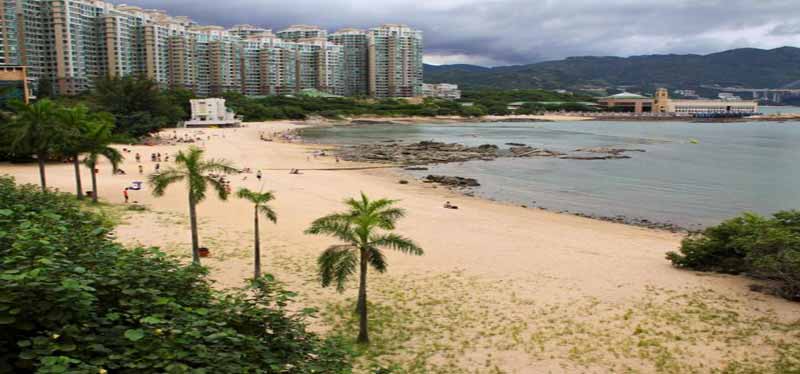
[185,98,241,127]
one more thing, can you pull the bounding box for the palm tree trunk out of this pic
[188,194,201,264]
[37,155,47,193]
[357,248,369,344]
[90,166,99,203]
[254,206,261,279]
[73,156,83,200]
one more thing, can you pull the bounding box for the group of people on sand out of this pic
[131,152,172,175]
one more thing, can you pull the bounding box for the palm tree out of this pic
[149,146,238,264]
[306,193,423,344]
[6,99,62,192]
[236,188,277,279]
[81,120,123,203]
[57,105,93,200]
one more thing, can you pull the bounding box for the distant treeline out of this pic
[1,76,601,140]
[222,89,598,121]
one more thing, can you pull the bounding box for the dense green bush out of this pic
[0,177,351,373]
[88,76,193,137]
[667,211,800,301]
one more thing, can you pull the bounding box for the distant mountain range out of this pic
[424,47,800,93]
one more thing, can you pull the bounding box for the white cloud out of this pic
[424,53,508,67]
[110,0,800,66]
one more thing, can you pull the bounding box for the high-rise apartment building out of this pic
[367,24,424,98]
[276,24,326,41]
[0,0,422,98]
[228,24,271,39]
[240,34,344,96]
[328,28,369,97]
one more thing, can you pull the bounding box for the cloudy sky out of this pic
[112,0,800,66]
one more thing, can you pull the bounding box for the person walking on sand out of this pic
[138,165,144,174]
[135,153,141,163]
[155,163,160,172]
[256,170,262,182]
[123,188,129,203]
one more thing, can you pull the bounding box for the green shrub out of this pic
[667,211,800,301]
[0,177,351,373]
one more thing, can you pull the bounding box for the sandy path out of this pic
[3,121,798,373]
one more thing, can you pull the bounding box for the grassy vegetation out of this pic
[320,271,800,373]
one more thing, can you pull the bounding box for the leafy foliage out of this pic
[460,89,597,114]
[223,92,484,120]
[89,76,193,138]
[667,211,800,301]
[5,100,64,159]
[0,177,351,373]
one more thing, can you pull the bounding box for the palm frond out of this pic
[366,247,388,273]
[236,187,258,201]
[374,207,406,230]
[366,198,399,214]
[370,233,424,256]
[317,245,357,292]
[202,175,226,201]
[344,195,367,213]
[306,213,357,243]
[201,158,238,175]
[148,169,185,197]
[237,188,277,222]
[258,205,277,223]
[99,146,124,171]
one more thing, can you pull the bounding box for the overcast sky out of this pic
[112,0,800,67]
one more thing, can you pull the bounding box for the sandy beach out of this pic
[2,121,798,373]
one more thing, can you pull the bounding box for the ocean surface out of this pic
[301,118,800,228]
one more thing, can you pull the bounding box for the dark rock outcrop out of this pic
[424,175,480,188]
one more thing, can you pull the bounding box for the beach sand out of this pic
[2,121,798,373]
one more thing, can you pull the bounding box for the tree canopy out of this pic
[0,177,351,373]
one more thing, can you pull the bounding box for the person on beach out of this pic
[151,153,156,162]
[135,153,141,163]
[123,188,129,203]
[256,170,262,181]
[138,165,144,174]
[155,163,160,172]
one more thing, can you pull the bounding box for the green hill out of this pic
[424,47,800,92]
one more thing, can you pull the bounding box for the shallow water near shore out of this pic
[301,120,800,228]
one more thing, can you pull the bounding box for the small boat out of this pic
[689,138,699,144]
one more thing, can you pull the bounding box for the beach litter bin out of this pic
[198,247,210,258]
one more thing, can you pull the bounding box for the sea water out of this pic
[301,120,800,228]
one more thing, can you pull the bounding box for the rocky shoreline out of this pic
[414,173,690,233]
[299,134,689,233]
[334,141,647,165]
